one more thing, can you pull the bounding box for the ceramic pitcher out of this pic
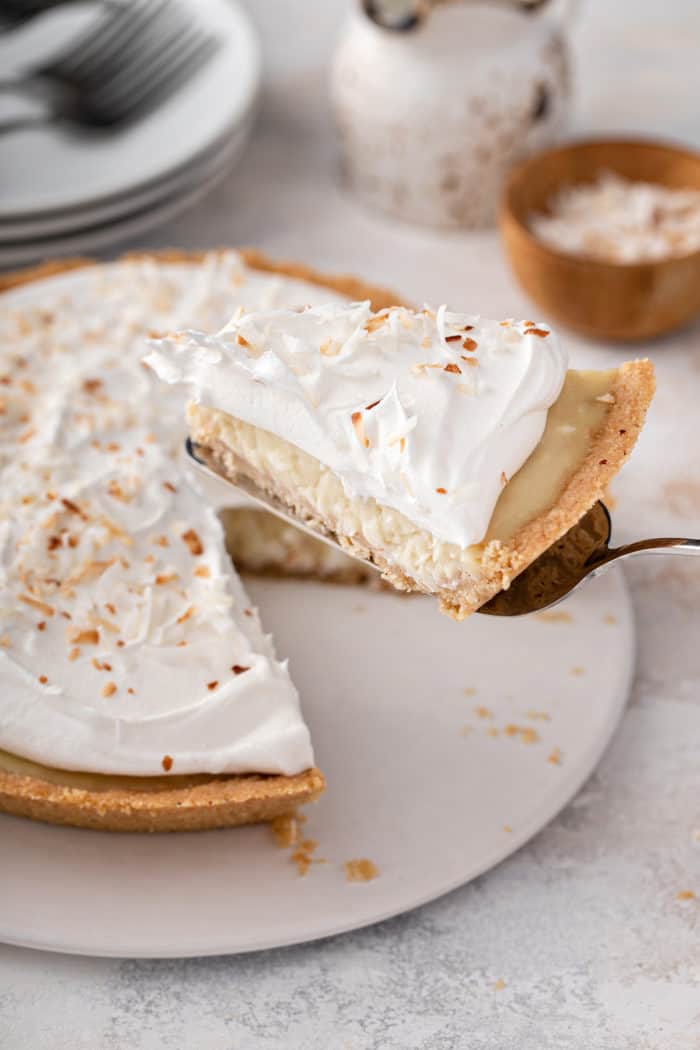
[331,0,577,228]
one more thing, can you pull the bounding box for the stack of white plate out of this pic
[0,0,260,268]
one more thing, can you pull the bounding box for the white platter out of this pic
[0,115,253,266]
[0,0,260,219]
[0,570,634,958]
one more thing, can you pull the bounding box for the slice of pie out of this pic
[0,250,397,832]
[148,302,654,620]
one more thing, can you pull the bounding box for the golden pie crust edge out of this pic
[0,247,402,832]
[458,358,655,618]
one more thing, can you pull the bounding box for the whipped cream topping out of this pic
[148,303,567,548]
[0,253,345,776]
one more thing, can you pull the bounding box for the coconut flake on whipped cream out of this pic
[147,303,568,549]
[0,252,346,777]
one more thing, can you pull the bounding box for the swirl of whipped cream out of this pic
[0,253,345,776]
[148,303,568,548]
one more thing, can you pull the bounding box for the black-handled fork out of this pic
[0,0,219,131]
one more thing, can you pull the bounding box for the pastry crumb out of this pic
[344,858,379,883]
[548,747,562,765]
[463,686,476,697]
[493,979,506,991]
[291,838,320,876]
[603,613,617,624]
[535,610,572,624]
[270,811,303,848]
[161,754,173,772]
[474,705,493,719]
[675,889,695,901]
[570,666,586,677]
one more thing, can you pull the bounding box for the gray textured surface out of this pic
[1,1,699,1046]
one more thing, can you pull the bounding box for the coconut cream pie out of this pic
[148,302,654,619]
[0,250,396,831]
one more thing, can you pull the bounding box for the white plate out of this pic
[0,106,258,243]
[0,0,260,219]
[0,570,634,958]
[0,116,253,266]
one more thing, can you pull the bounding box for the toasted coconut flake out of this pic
[232,664,250,675]
[153,534,169,547]
[176,605,195,625]
[529,328,550,338]
[444,362,461,375]
[90,615,119,634]
[445,334,462,343]
[68,647,80,661]
[101,681,117,698]
[435,487,447,495]
[463,337,477,352]
[107,479,131,503]
[365,399,381,411]
[207,680,219,691]
[61,497,87,519]
[161,754,173,772]
[38,675,48,685]
[363,314,387,333]
[155,572,178,586]
[236,333,250,348]
[162,481,177,493]
[319,338,341,357]
[68,627,99,645]
[182,528,203,556]
[194,565,211,579]
[19,594,54,617]
[351,411,370,449]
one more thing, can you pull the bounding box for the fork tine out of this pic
[93,4,192,88]
[50,0,173,84]
[47,3,137,79]
[100,32,218,123]
[96,17,204,105]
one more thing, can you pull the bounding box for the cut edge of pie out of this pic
[0,248,398,832]
[185,358,654,621]
[472,359,654,617]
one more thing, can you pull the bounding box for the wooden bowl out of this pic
[499,138,700,341]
